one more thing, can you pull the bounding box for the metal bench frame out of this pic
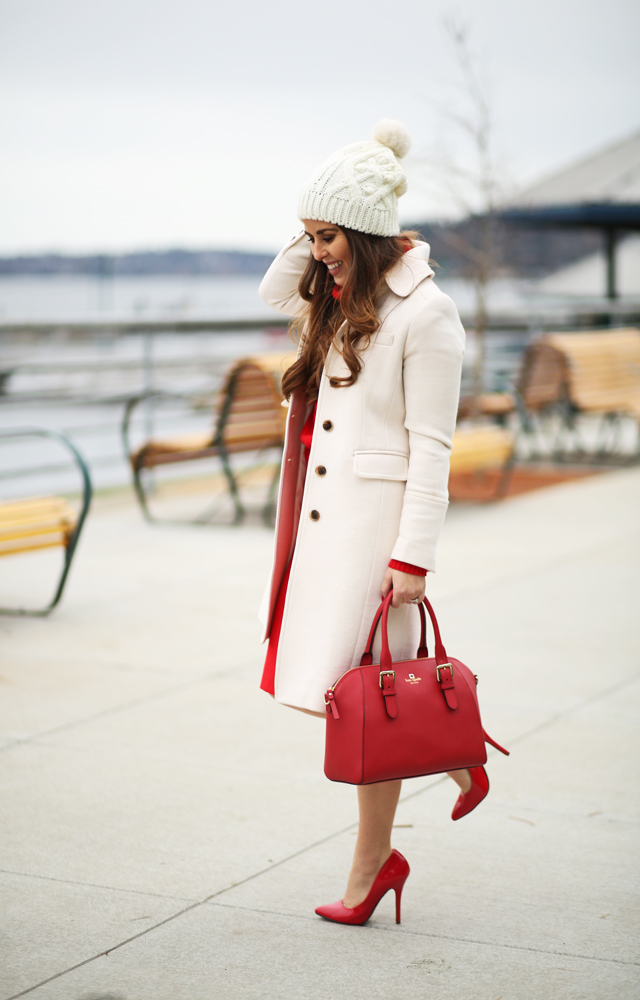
[0,428,93,616]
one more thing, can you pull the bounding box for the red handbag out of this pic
[324,590,508,784]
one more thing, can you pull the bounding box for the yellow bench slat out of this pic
[0,496,69,514]
[0,519,75,541]
[0,506,75,526]
[0,537,69,558]
[450,428,514,473]
[0,494,77,555]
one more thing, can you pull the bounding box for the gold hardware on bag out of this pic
[436,663,454,682]
[379,670,395,688]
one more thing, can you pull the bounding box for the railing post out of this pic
[143,329,155,441]
[605,228,618,301]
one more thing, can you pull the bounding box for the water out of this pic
[0,271,536,324]
[0,273,271,323]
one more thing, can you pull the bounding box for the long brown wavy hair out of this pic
[281,227,422,401]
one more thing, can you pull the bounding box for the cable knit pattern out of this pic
[297,120,411,237]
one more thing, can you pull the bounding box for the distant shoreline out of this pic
[0,248,275,278]
[0,220,605,279]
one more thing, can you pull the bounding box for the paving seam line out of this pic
[3,819,362,1000]
[6,666,639,1000]
[205,900,640,968]
[0,868,193,903]
[0,656,260,755]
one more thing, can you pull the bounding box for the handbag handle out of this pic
[362,590,449,671]
[359,589,428,667]
[359,591,458,718]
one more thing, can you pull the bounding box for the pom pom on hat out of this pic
[372,119,412,159]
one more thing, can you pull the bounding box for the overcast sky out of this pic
[1,0,639,254]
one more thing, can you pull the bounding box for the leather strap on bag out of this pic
[436,663,458,710]
[365,591,459,715]
[379,669,398,718]
[359,592,428,667]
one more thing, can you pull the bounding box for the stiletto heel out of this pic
[395,884,403,924]
[315,849,410,926]
[451,765,489,820]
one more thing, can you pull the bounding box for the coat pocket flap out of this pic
[353,450,409,481]
[372,332,394,347]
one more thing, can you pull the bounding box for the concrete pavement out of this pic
[1,468,639,999]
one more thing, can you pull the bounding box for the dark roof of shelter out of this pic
[512,130,640,207]
[500,130,640,230]
[501,202,640,229]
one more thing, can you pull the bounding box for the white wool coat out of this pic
[258,232,465,715]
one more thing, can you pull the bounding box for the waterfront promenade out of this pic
[1,467,639,999]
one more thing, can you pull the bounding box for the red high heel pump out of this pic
[315,849,410,926]
[451,765,489,820]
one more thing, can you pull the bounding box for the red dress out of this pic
[260,402,317,695]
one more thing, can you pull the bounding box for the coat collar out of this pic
[385,241,434,297]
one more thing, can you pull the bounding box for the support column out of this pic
[605,228,618,299]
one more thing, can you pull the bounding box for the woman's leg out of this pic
[342,771,473,905]
[448,769,472,793]
[343,780,402,907]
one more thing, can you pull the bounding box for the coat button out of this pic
[315,465,326,476]
[329,378,338,387]
[309,509,320,521]
[322,420,333,431]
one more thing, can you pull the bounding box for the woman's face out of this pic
[302,219,351,287]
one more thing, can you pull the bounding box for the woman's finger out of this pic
[380,568,393,598]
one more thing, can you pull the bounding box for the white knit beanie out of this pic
[297,120,412,238]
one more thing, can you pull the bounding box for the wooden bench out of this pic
[122,352,294,525]
[516,328,640,457]
[0,430,92,615]
[449,425,515,500]
[543,329,640,418]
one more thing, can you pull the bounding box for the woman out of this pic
[258,120,486,925]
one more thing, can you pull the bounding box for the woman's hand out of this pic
[381,568,426,608]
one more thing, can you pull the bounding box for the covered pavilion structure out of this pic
[500,130,640,299]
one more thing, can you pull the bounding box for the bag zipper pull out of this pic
[324,690,340,720]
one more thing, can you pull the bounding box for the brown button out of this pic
[322,420,333,431]
[309,509,320,521]
[329,378,338,387]
[315,465,326,477]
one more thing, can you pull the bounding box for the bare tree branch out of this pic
[416,15,511,415]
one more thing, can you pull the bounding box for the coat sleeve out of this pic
[258,230,311,317]
[389,288,465,572]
